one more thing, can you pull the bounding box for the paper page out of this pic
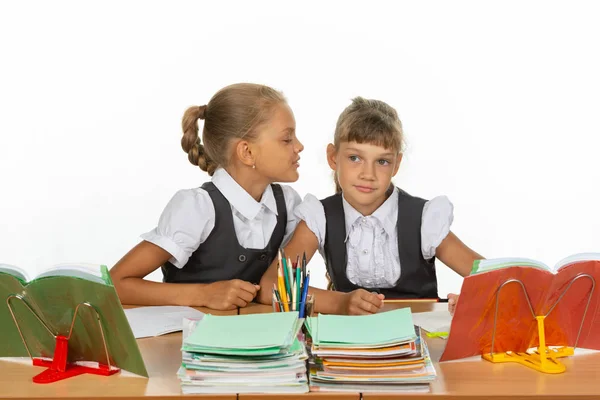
[411,311,451,338]
[183,316,202,341]
[554,252,600,272]
[34,263,106,284]
[472,257,550,274]
[124,306,205,338]
[0,263,29,282]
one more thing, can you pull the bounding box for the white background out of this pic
[1,0,599,296]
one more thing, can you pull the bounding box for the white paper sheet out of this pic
[412,310,452,338]
[124,306,205,338]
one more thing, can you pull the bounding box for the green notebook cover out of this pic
[0,264,148,377]
[183,311,301,356]
[312,308,417,346]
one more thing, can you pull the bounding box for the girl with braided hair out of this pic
[111,83,304,310]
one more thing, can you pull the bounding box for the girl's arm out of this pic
[257,221,383,315]
[435,231,484,315]
[111,241,258,309]
[435,231,484,277]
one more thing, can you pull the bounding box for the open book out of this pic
[0,263,147,377]
[441,253,600,361]
[0,263,108,285]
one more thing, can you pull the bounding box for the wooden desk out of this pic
[0,306,236,400]
[369,303,600,400]
[381,299,438,314]
[239,300,438,315]
[239,299,439,315]
[3,303,600,399]
[239,302,274,314]
[243,302,600,399]
[238,394,358,400]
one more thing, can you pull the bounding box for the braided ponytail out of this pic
[181,105,217,175]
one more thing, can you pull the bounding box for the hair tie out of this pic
[199,105,208,120]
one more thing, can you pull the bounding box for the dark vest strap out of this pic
[321,193,348,291]
[393,189,438,298]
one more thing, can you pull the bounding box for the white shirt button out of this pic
[361,217,367,223]
[363,249,369,254]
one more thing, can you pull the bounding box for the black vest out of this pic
[162,182,287,284]
[321,188,438,299]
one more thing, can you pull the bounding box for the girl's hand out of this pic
[448,293,459,316]
[201,280,260,310]
[340,289,385,315]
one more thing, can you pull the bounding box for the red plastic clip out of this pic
[31,335,120,383]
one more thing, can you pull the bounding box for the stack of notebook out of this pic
[178,312,309,394]
[305,308,437,393]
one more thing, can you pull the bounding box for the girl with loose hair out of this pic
[259,97,481,315]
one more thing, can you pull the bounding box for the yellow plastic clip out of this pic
[482,315,573,374]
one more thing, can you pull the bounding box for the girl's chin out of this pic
[273,170,299,183]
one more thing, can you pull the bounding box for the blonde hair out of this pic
[332,97,404,193]
[181,83,286,176]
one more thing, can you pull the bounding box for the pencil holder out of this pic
[272,294,314,318]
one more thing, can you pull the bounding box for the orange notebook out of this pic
[441,254,600,361]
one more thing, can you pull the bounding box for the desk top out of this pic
[0,306,237,400]
[2,303,599,399]
[239,300,439,315]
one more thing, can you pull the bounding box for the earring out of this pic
[252,163,256,169]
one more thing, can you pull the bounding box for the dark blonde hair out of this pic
[181,83,286,176]
[332,97,404,192]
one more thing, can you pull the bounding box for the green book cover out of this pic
[313,308,417,346]
[182,311,301,356]
[0,263,148,377]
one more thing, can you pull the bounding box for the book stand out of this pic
[6,294,120,383]
[482,274,595,374]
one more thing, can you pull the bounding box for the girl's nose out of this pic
[295,137,304,153]
[359,162,376,179]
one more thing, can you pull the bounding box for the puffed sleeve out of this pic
[293,193,327,251]
[421,195,454,260]
[140,188,215,268]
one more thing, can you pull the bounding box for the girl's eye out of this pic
[378,159,391,166]
[283,139,292,144]
[349,155,360,162]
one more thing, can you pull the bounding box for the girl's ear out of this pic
[392,152,403,177]
[234,139,255,168]
[326,143,338,171]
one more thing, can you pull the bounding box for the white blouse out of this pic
[141,168,301,269]
[294,187,453,288]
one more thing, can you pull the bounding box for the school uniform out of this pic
[294,187,454,298]
[141,168,301,284]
